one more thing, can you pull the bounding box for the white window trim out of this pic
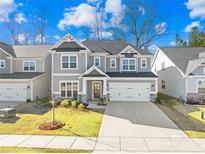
[61,55,78,70]
[122,58,136,71]
[141,58,147,68]
[203,67,205,74]
[110,58,116,68]
[94,57,101,67]
[59,80,79,98]
[0,60,5,68]
[23,60,36,72]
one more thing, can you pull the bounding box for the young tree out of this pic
[189,26,199,47]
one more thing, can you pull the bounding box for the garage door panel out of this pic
[0,84,26,102]
[109,83,151,101]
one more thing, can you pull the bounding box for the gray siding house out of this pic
[51,34,157,102]
[0,33,157,102]
[0,43,51,102]
[152,47,205,102]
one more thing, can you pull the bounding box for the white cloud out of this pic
[35,34,44,44]
[170,41,176,46]
[0,0,17,22]
[17,33,26,43]
[185,0,205,19]
[15,13,27,24]
[54,35,60,40]
[155,22,167,34]
[148,44,158,53]
[58,3,97,30]
[184,21,200,32]
[105,0,126,26]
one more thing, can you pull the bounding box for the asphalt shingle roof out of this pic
[160,47,205,74]
[53,42,86,52]
[0,42,16,57]
[106,72,157,78]
[82,40,151,55]
[0,72,45,79]
[12,45,52,57]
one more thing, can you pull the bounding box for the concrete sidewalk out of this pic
[1,134,205,152]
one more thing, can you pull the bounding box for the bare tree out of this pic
[122,0,167,48]
[31,6,48,44]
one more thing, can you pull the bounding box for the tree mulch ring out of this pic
[39,121,65,130]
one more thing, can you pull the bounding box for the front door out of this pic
[93,82,101,99]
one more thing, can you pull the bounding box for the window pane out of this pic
[62,56,69,68]
[95,58,100,67]
[123,59,128,65]
[73,90,78,98]
[123,65,128,70]
[111,60,116,67]
[130,65,135,70]
[61,82,66,97]
[67,83,72,97]
[0,61,4,67]
[130,59,135,65]
[30,62,36,71]
[24,62,29,70]
[70,56,77,68]
[73,82,78,90]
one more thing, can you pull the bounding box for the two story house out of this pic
[0,43,51,102]
[51,34,157,102]
[152,47,205,102]
[0,34,157,103]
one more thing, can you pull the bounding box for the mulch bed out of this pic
[39,121,65,130]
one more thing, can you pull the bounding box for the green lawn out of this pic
[156,93,205,138]
[0,107,103,137]
[0,147,92,153]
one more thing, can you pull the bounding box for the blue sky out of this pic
[0,0,205,53]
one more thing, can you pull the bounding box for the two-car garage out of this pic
[109,83,151,101]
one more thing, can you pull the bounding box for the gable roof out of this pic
[13,45,52,57]
[82,40,151,55]
[79,66,109,78]
[0,42,16,57]
[159,47,205,74]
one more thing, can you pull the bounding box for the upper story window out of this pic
[110,58,116,68]
[122,58,136,71]
[61,55,77,69]
[141,58,147,68]
[0,60,5,68]
[94,57,100,67]
[23,61,36,72]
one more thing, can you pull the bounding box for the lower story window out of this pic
[198,80,205,93]
[60,81,78,98]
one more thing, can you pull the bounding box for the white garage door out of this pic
[109,83,151,101]
[0,84,26,101]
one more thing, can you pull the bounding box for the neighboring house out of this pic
[0,33,157,102]
[152,47,205,102]
[51,34,157,102]
[0,43,51,102]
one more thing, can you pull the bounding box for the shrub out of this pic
[78,103,85,110]
[71,100,77,108]
[155,93,161,103]
[60,99,69,107]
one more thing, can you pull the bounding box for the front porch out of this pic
[79,66,109,103]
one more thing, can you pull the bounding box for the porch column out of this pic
[103,79,107,95]
[82,78,87,95]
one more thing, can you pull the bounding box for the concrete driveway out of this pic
[94,102,205,152]
[99,101,186,138]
